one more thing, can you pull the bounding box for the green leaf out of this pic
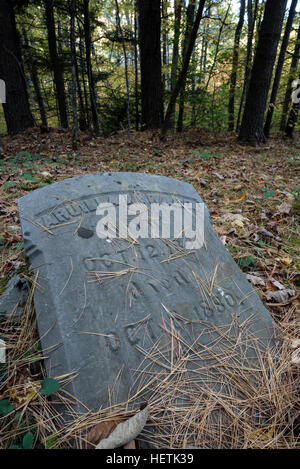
[22,432,34,449]
[3,182,15,190]
[0,399,16,416]
[40,378,60,396]
[9,444,22,449]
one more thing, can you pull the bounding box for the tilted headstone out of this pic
[18,173,276,421]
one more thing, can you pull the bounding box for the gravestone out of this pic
[18,173,276,423]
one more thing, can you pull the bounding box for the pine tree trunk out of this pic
[169,0,183,129]
[177,0,196,133]
[0,0,34,134]
[22,28,48,130]
[162,0,206,139]
[238,0,287,145]
[280,24,300,131]
[264,0,298,137]
[137,0,164,129]
[83,0,101,136]
[44,0,68,128]
[115,0,131,134]
[285,85,300,138]
[70,0,78,149]
[134,0,139,131]
[236,0,259,131]
[228,0,245,131]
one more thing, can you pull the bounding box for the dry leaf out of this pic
[266,289,295,304]
[246,274,265,287]
[277,202,291,214]
[87,417,124,446]
[236,193,247,202]
[96,406,149,449]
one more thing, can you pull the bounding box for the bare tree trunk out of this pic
[138,0,164,129]
[83,0,101,135]
[285,79,300,138]
[45,0,68,128]
[228,0,245,131]
[70,0,78,149]
[22,28,48,130]
[280,24,300,131]
[134,0,139,131]
[264,0,298,137]
[115,0,131,134]
[161,0,206,139]
[177,0,196,133]
[0,0,34,134]
[169,0,183,129]
[238,0,287,145]
[236,0,259,131]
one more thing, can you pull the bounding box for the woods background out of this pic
[0,0,299,147]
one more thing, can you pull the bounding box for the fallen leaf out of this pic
[246,274,265,287]
[96,406,149,450]
[87,417,124,446]
[277,202,291,214]
[236,193,247,202]
[221,213,249,228]
[266,289,295,304]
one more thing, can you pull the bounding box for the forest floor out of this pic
[0,127,299,449]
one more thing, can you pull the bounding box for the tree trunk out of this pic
[83,0,101,135]
[22,28,48,130]
[70,0,78,149]
[115,0,131,134]
[177,1,196,133]
[169,0,183,129]
[280,24,300,131]
[137,0,164,129]
[238,0,287,145]
[236,0,259,131]
[0,0,34,134]
[44,0,68,128]
[285,79,300,138]
[134,0,139,131]
[228,0,246,131]
[264,0,298,137]
[161,0,206,139]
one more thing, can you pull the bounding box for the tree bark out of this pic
[0,0,34,134]
[238,0,288,145]
[161,0,206,139]
[83,0,101,135]
[177,0,196,133]
[115,0,131,134]
[236,0,259,131]
[285,78,300,138]
[22,28,48,130]
[169,0,183,129]
[228,0,246,131]
[44,0,68,128]
[137,0,164,129]
[70,0,78,149]
[264,0,298,137]
[280,24,300,131]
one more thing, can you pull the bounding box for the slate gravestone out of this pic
[18,172,276,419]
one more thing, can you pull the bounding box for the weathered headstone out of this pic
[18,173,276,422]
